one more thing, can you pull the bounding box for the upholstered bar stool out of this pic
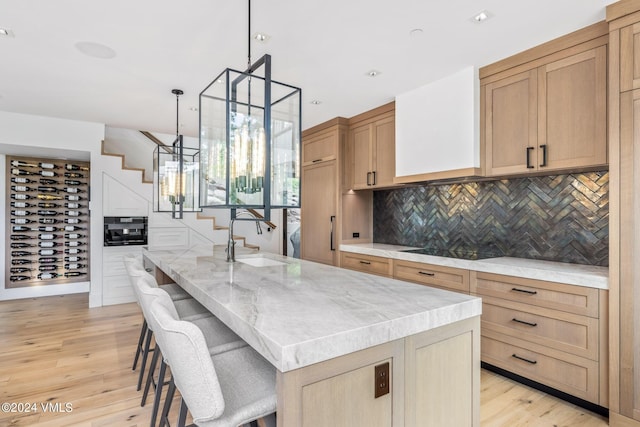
[124,257,211,393]
[135,275,247,427]
[125,255,191,374]
[149,297,277,427]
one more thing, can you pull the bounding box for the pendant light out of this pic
[198,0,302,221]
[153,89,201,218]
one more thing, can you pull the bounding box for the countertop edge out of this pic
[339,244,609,290]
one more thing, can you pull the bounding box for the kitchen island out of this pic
[143,245,482,427]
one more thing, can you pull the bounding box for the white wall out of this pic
[395,66,480,177]
[0,111,105,305]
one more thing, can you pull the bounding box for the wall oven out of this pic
[104,217,148,246]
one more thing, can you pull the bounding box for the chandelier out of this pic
[198,0,301,221]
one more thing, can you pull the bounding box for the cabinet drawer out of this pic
[340,252,392,277]
[393,260,469,293]
[472,272,599,317]
[481,297,598,360]
[481,331,599,403]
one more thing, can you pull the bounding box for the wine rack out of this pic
[6,156,90,288]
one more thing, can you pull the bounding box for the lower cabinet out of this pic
[340,252,393,277]
[277,317,480,427]
[471,271,608,407]
[393,259,470,293]
[102,246,142,305]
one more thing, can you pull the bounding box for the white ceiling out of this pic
[0,0,613,137]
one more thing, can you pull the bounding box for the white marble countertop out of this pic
[143,244,482,372]
[340,243,609,290]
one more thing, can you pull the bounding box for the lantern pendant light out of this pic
[198,0,302,221]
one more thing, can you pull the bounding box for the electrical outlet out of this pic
[353,232,360,238]
[375,362,390,398]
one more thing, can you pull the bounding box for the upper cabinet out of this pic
[395,66,482,183]
[481,23,609,177]
[346,103,397,190]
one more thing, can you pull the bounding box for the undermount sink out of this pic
[236,257,287,267]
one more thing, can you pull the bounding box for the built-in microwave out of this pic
[103,217,148,246]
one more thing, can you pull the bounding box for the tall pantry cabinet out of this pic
[608,1,640,425]
[300,119,348,266]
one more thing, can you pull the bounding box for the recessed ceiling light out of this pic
[74,41,116,59]
[253,32,270,42]
[0,27,15,37]
[471,10,492,23]
[189,107,198,112]
[310,100,322,105]
[409,28,424,38]
[367,70,382,77]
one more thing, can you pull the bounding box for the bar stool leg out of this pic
[160,378,176,427]
[133,319,148,370]
[150,358,168,427]
[142,345,160,406]
[177,398,188,427]
[137,329,154,391]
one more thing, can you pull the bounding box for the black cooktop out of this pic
[401,246,504,261]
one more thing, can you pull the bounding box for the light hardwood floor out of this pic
[0,293,609,427]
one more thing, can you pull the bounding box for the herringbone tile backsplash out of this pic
[373,171,609,266]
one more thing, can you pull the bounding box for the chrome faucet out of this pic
[227,210,263,262]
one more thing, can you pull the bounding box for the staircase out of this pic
[101,128,273,250]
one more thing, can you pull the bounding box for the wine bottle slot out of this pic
[37,194,63,200]
[38,202,60,208]
[11,201,35,208]
[64,172,85,178]
[10,243,35,248]
[37,186,58,193]
[11,177,35,184]
[39,249,60,256]
[10,275,32,281]
[65,164,89,171]
[64,271,86,277]
[10,218,34,224]
[38,265,59,272]
[11,210,34,216]
[39,218,61,224]
[10,194,31,200]
[11,185,33,192]
[38,257,58,264]
[11,251,35,257]
[11,259,33,265]
[10,267,33,274]
[39,178,58,185]
[64,263,86,270]
[38,273,59,280]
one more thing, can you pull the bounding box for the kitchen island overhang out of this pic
[143,245,482,426]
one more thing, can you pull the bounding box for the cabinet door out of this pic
[301,161,337,265]
[302,129,337,166]
[350,123,373,189]
[539,46,607,171]
[621,22,640,92]
[618,89,640,420]
[372,116,395,188]
[484,70,538,176]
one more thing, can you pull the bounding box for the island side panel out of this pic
[276,339,405,427]
[405,316,481,427]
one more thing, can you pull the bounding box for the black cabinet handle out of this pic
[312,159,322,163]
[359,260,371,265]
[418,271,435,277]
[330,216,335,251]
[526,147,535,169]
[511,287,537,295]
[372,171,377,186]
[539,144,547,167]
[512,354,537,364]
[366,172,372,186]
[512,318,538,327]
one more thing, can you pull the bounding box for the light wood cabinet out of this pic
[393,259,470,294]
[340,252,392,277]
[471,271,608,406]
[277,316,480,427]
[347,103,396,190]
[301,120,348,266]
[302,161,337,265]
[482,28,608,176]
[608,3,640,423]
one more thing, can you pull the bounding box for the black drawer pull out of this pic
[418,271,435,277]
[511,287,537,295]
[312,159,323,163]
[359,260,371,265]
[512,318,538,327]
[512,354,537,364]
